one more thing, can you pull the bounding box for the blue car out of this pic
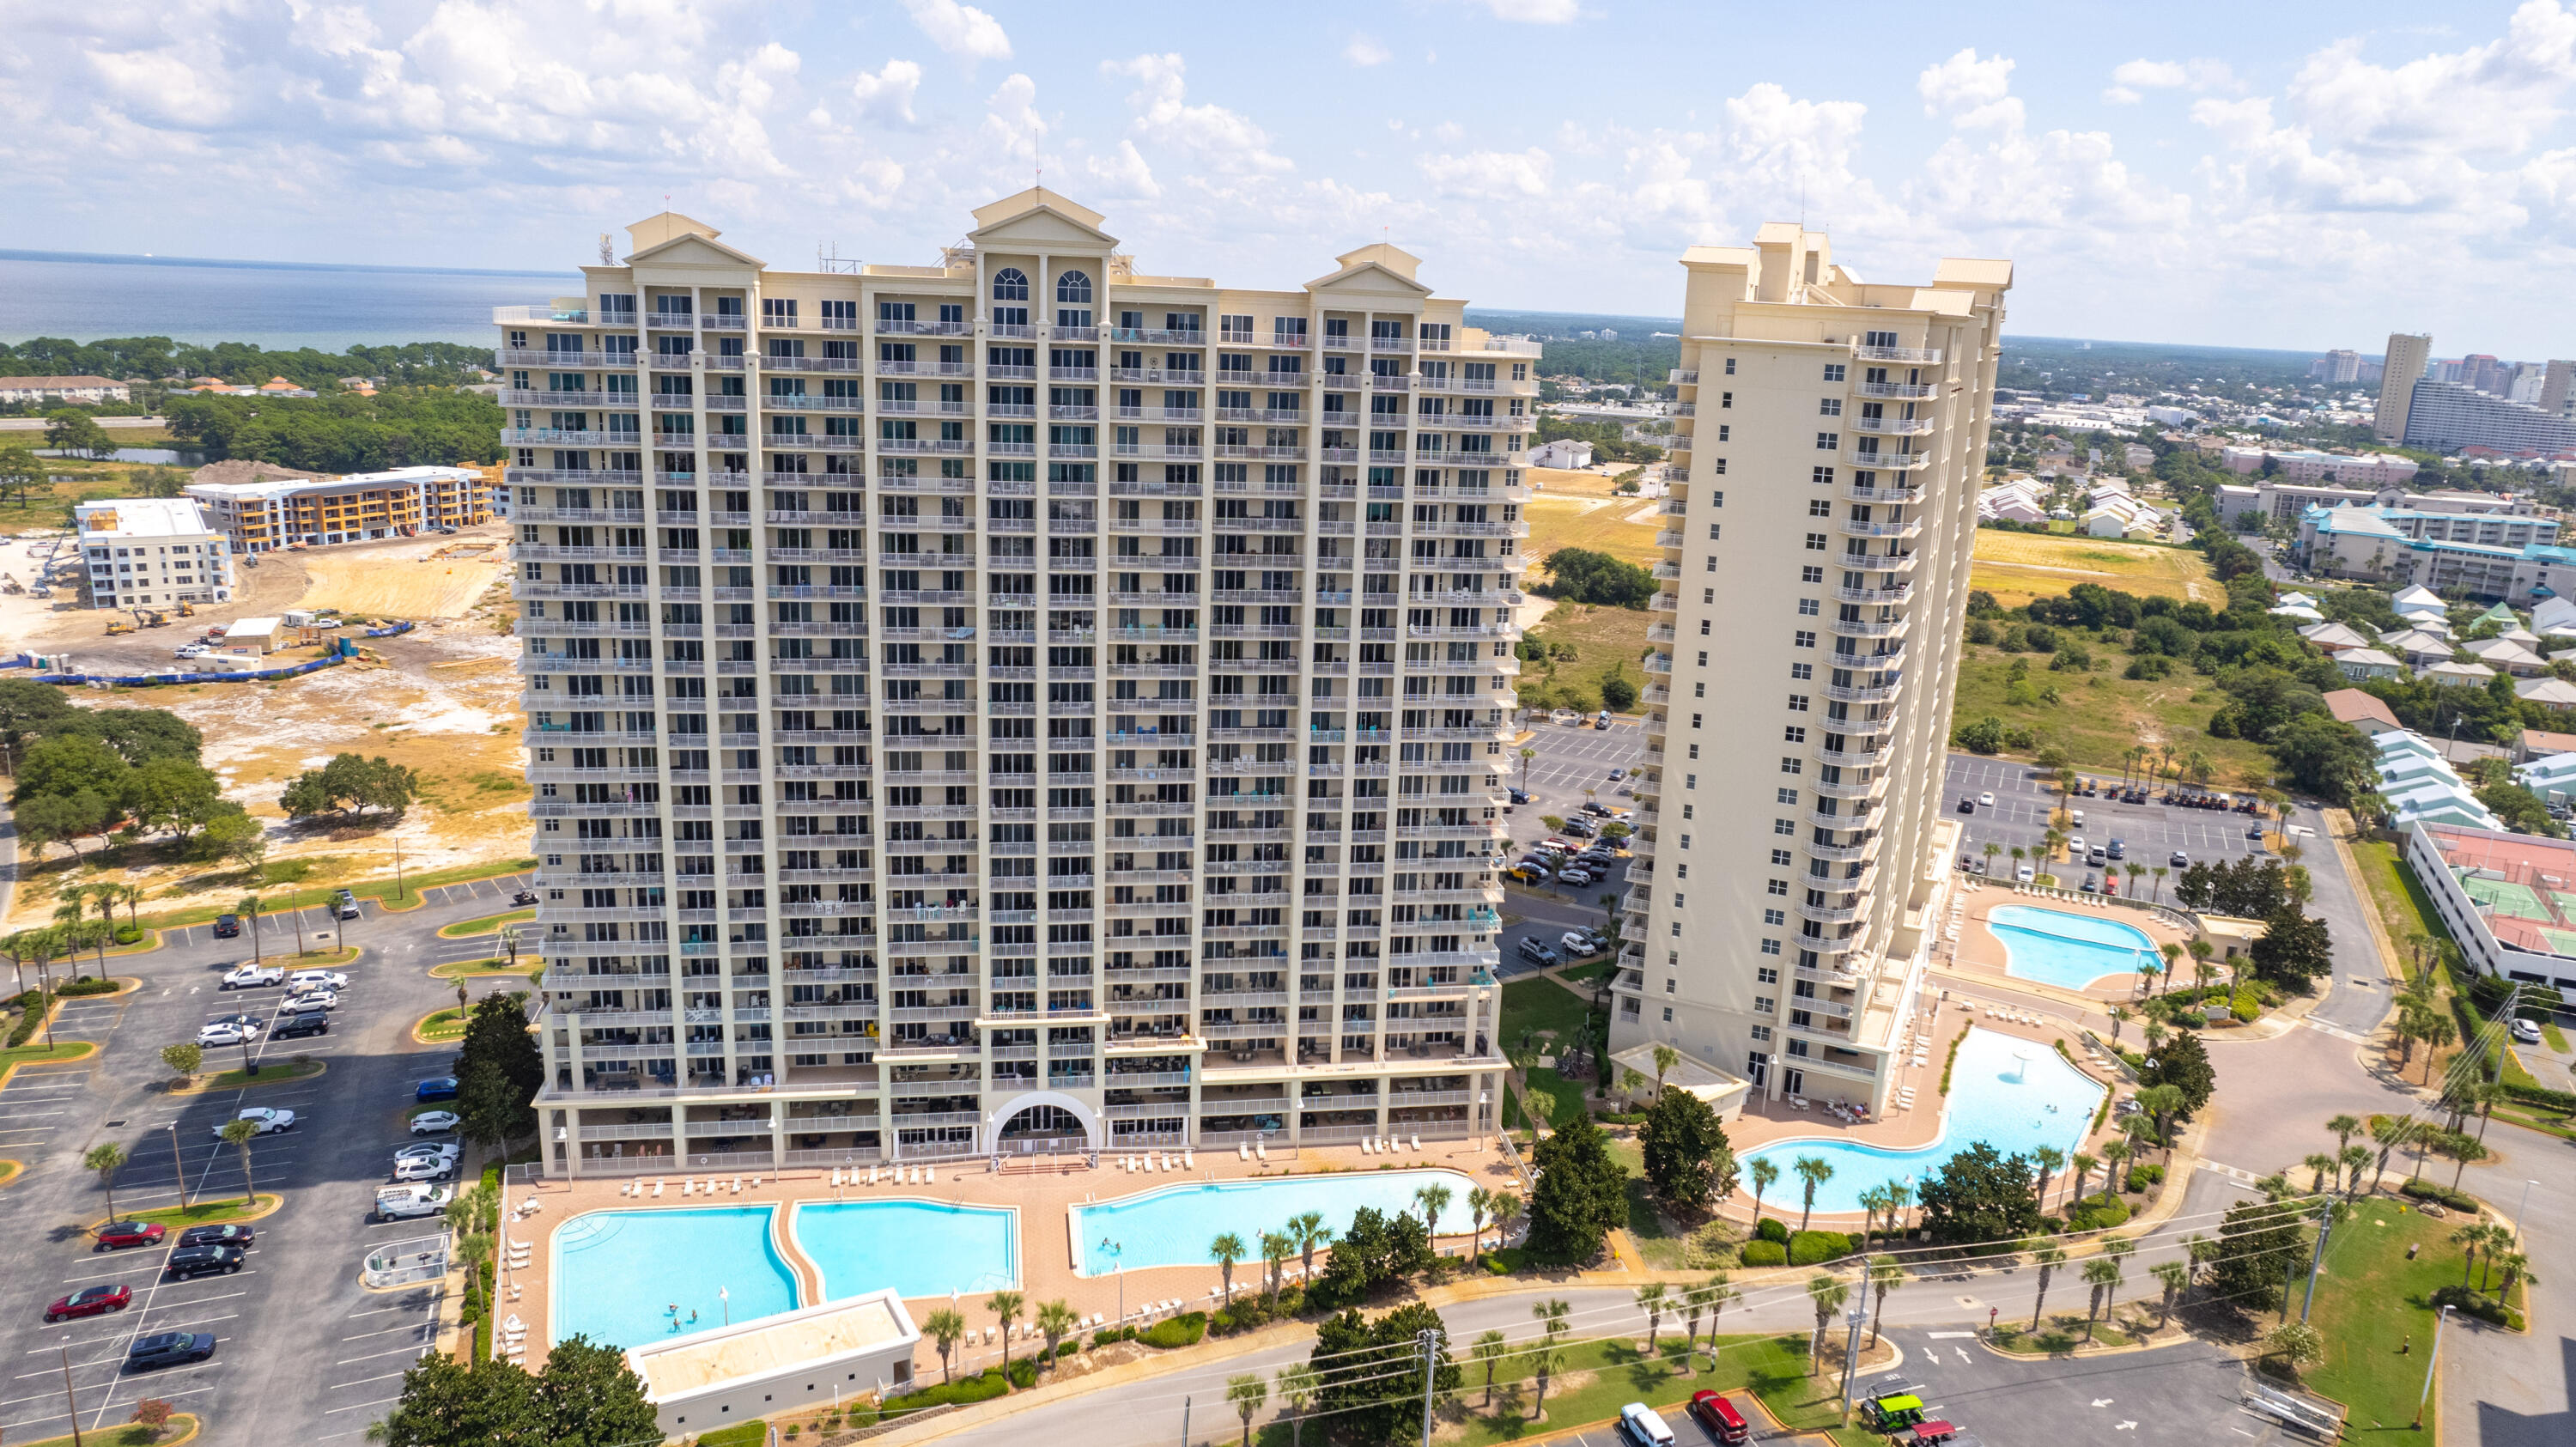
[125,1331,215,1371]
[415,1077,459,1103]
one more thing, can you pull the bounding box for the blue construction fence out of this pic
[1,620,413,687]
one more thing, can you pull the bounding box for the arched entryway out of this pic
[986,1091,1102,1153]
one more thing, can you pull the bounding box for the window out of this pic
[1697,650,1709,666]
[1708,523,1722,540]
[1705,556,1717,572]
[1770,848,1793,866]
[1753,995,1775,1013]
[1801,565,1823,583]
[1776,787,1799,804]
[1662,1006,1674,1022]
[1674,893,1686,908]
[1703,587,1715,604]
[1710,489,1723,506]
[1815,432,1838,449]
[1819,398,1842,416]
[1700,618,1711,635]
[1823,363,1846,381]
[1766,879,1789,896]
[1665,978,1677,994]
[1692,713,1703,727]
[1758,966,1779,984]
[1778,757,1801,775]
[1680,834,1691,849]
[1812,466,1834,485]
[1750,1024,1773,1041]
[1723,357,1736,374]
[1720,392,1733,408]
[1687,743,1700,759]
[1761,909,1783,927]
[1790,662,1813,679]
[1716,426,1729,442]
[1787,694,1808,712]
[1695,682,1705,696]
[1804,532,1826,550]
[1793,630,1816,648]
[993,268,1030,301]
[1773,818,1794,835]
[1055,270,1093,304]
[1783,726,1806,744]
[1808,499,1832,517]
[1798,598,1820,616]
[1686,773,1698,788]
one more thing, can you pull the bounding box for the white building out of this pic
[184,465,495,551]
[2375,733,2501,829]
[1528,438,1595,469]
[2403,822,2576,1006]
[626,1290,920,1438]
[0,375,132,405]
[71,499,232,611]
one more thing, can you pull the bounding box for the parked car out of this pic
[1508,787,1531,805]
[2080,873,2100,892]
[1687,1392,1752,1445]
[2169,850,2190,868]
[1595,711,1613,729]
[1563,818,1597,839]
[214,1107,296,1139]
[1580,801,1610,816]
[2087,847,2107,867]
[162,1245,246,1279]
[374,1183,455,1222]
[396,1141,463,1164]
[124,1332,216,1372]
[416,1077,459,1102]
[1505,865,1552,885]
[212,913,242,939]
[287,969,349,991]
[1958,796,1976,814]
[2245,824,2266,841]
[2105,839,2125,860]
[1607,768,1626,781]
[195,1021,257,1047]
[1516,939,1561,968]
[282,989,338,1012]
[94,1221,166,1253]
[1978,792,1995,808]
[45,1285,132,1322]
[1558,866,1598,886]
[271,1013,329,1040]
[2015,864,2035,884]
[220,964,283,990]
[389,1154,456,1183]
[1618,1402,1677,1447]
[2512,1018,2545,1045]
[410,1110,462,1135]
[176,1224,255,1249]
[332,889,361,920]
[1560,931,1603,957]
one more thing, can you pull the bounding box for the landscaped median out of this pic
[428,957,543,983]
[5,1410,198,1447]
[165,1058,326,1095]
[97,1195,285,1232]
[437,908,535,939]
[415,1006,471,1043]
[1,1039,100,1086]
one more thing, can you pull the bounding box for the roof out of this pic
[74,498,212,538]
[2338,648,2402,669]
[225,617,283,637]
[2521,728,2576,757]
[625,1288,917,1401]
[2298,622,2373,650]
[185,465,480,502]
[2392,584,2445,606]
[2415,823,2576,955]
[2517,677,2576,706]
[2324,690,2402,731]
[0,374,124,389]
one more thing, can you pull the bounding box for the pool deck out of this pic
[1943,880,2198,1003]
[1713,986,2122,1228]
[501,1138,1520,1379]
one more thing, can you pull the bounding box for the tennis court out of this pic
[2459,874,2548,921]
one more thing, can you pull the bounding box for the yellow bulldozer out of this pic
[104,617,134,635]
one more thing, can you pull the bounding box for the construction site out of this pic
[0,520,532,928]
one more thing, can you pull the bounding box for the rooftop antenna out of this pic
[598,234,613,264]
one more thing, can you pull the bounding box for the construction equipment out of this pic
[105,618,134,635]
[175,600,196,617]
[138,609,169,628]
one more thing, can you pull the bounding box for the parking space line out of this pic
[324,1367,424,1391]
[332,1345,434,1366]
[321,1394,404,1415]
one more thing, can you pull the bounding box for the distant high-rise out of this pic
[2460,355,2508,396]
[2543,360,2576,418]
[2323,349,2361,384]
[2403,380,2576,455]
[2377,333,2432,441]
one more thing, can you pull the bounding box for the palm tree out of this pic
[923,1306,966,1383]
[2419,1014,2458,1083]
[2083,1255,2125,1338]
[89,885,119,976]
[987,1291,1024,1381]
[1035,1299,1078,1371]
[1414,1183,1452,1242]
[2150,1260,2190,1328]
[1634,1282,1668,1352]
[2030,1244,2068,1329]
[1490,1191,1523,1249]
[1276,1363,1320,1447]
[2453,1223,2494,1286]
[2066,1152,2099,1208]
[1805,1273,1850,1376]
[2158,942,2183,996]
[1471,1329,1508,1405]
[1856,1183,1891,1246]
[83,1142,127,1223]
[1651,1043,1680,1095]
[1692,1274,1740,1371]
[237,893,264,964]
[2303,1152,2337,1195]
[1886,1182,1914,1240]
[2150,865,2168,902]
[118,884,145,933]
[1210,1233,1246,1305]
[2370,1116,2415,1191]
[1226,1371,1267,1446]
[220,1116,259,1207]
[2100,1139,2133,1190]
[1467,1185,1493,1264]
[1867,1255,1903,1347]
[1259,1230,1291,1304]
[1529,1299,1570,1421]
[1983,842,2002,872]
[1747,1157,1779,1231]
[2339,1145,2371,1197]
[1289,1210,1332,1280]
[2030,1145,2066,1213]
[2106,1006,2129,1045]
[2492,1250,2534,1300]
[1793,1154,1833,1233]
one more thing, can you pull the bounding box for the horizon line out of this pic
[0,247,577,281]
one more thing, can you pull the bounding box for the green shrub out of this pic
[1755,1216,1789,1243]
[1788,1231,1852,1266]
[696,1421,769,1447]
[111,926,144,945]
[1141,1312,1206,1349]
[2231,985,2260,1023]
[1739,1239,1788,1267]
[2429,1284,2524,1330]
[1005,1357,1036,1389]
[2125,1164,2165,1193]
[2400,1178,2480,1213]
[2065,1192,2131,1231]
[58,976,119,997]
[1482,1247,1530,1275]
[881,1368,1012,1413]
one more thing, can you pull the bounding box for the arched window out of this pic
[1055,270,1093,305]
[992,267,1029,301]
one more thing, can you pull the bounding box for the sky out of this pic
[5,1,2576,358]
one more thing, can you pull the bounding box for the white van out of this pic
[1618,1403,1676,1447]
[374,1183,454,1222]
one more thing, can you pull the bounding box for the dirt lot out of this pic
[1968,528,2221,609]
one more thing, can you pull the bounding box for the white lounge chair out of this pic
[1182,1149,1194,1169]
[731,1176,743,1194]
[651,1179,664,1197]
[1255,1142,1268,1162]
[679,1179,693,1196]
[1239,1143,1251,1161]
[1411,1134,1421,1152]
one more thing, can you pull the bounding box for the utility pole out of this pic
[1181,1395,1190,1447]
[2415,1304,2453,1429]
[1419,1327,1444,1447]
[165,1123,187,1211]
[1837,1303,1869,1424]
[2300,1198,2334,1322]
[59,1345,83,1447]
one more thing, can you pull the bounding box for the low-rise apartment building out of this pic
[0,375,132,405]
[185,465,495,551]
[2219,477,2527,528]
[2217,446,2421,485]
[71,498,233,610]
[2293,504,2565,596]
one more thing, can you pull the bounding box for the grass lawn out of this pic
[185,1057,325,1092]
[3,1414,197,1447]
[1969,529,2221,611]
[1524,493,1662,567]
[1502,975,1595,1061]
[1988,1315,2155,1354]
[437,908,535,939]
[2306,1196,2521,1440]
[428,956,543,982]
[120,1195,280,1229]
[0,1040,96,1078]
[1521,599,1656,714]
[416,1007,470,1042]
[1952,642,2277,782]
[137,857,537,928]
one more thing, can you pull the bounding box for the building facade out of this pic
[2377,333,2432,441]
[1607,225,2011,1114]
[504,192,1529,1176]
[185,465,495,551]
[2402,380,2576,456]
[0,375,131,405]
[72,498,233,611]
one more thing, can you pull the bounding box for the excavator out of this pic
[104,617,134,635]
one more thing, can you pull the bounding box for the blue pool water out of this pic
[1071,1169,1477,1276]
[1739,1027,2105,1217]
[793,1201,1019,1300]
[1986,904,2160,990]
[550,1207,800,1349]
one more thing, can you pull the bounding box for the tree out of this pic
[1538,548,1657,608]
[2138,1030,2216,1117]
[1470,1329,1508,1405]
[1413,1182,1451,1243]
[2082,1255,2125,1336]
[1528,1299,1569,1422]
[2248,911,2334,991]
[2207,1200,2306,1319]
[1228,1371,1268,1447]
[1747,1156,1779,1231]
[160,1042,202,1083]
[1524,1113,1627,1262]
[378,1352,535,1447]
[1638,1085,1734,1214]
[1634,1282,1668,1352]
[1686,1273,1739,1371]
[1259,1229,1291,1304]
[455,992,539,1151]
[923,1306,966,1382]
[1467,1186,1492,1266]
[2265,1321,2325,1377]
[528,1335,661,1447]
[1035,1299,1078,1371]
[2030,1144,2066,1213]
[1600,668,1638,712]
[1867,1255,1904,1347]
[1275,1362,1321,1447]
[1310,1303,1459,1446]
[1793,1154,1834,1233]
[1208,1231,1247,1305]
[1915,1142,2043,1244]
[279,752,421,823]
[129,1397,176,1440]
[1804,1272,1850,1375]
[1290,1209,1333,1281]
[84,1141,128,1223]
[2030,1244,2067,1329]
[2452,1222,2495,1287]
[46,408,114,459]
[2150,1259,2190,1328]
[220,1116,260,1207]
[0,443,42,508]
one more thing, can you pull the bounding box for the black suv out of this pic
[212,913,241,939]
[163,1244,245,1279]
[125,1332,215,1371]
[177,1223,255,1249]
[273,1012,330,1039]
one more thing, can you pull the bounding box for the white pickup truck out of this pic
[374,1183,454,1222]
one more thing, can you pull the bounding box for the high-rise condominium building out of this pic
[499,191,1534,1176]
[1607,225,2011,1115]
[2377,333,2433,441]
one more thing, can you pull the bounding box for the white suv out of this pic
[286,969,349,991]
[214,1107,295,1138]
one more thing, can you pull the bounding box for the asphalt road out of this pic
[0,870,533,1447]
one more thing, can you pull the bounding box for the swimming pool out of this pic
[1069,1169,1477,1276]
[793,1200,1018,1300]
[1986,904,2160,991]
[550,1207,801,1349]
[1737,1027,2105,1217]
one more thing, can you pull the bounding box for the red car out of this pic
[94,1221,167,1253]
[1688,1391,1751,1445]
[46,1285,132,1322]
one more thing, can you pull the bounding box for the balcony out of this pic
[1668,369,1698,386]
[1852,415,1935,436]
[1829,615,1910,640]
[1856,380,1936,398]
[1844,447,1931,471]
[1834,583,1912,605]
[1853,344,1942,363]
[1840,516,1923,540]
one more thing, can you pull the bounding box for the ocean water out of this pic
[0,251,578,350]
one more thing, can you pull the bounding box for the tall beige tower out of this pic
[2377,333,2433,441]
[2541,359,2575,418]
[1606,225,2010,1116]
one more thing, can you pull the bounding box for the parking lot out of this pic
[0,872,532,1446]
[1497,717,1646,977]
[1946,754,2297,883]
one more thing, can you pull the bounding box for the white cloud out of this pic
[1102,52,1292,175]
[850,58,923,125]
[902,0,1011,63]
[981,72,1044,161]
[1083,138,1160,198]
[1471,0,1586,21]
[1917,47,2022,131]
[1419,147,1554,198]
[2103,57,2238,104]
[1344,34,1391,67]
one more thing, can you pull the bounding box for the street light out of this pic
[2511,1178,2539,1239]
[2415,1304,2453,1429]
[164,1123,187,1211]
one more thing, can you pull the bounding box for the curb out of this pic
[0,1040,100,1089]
[436,909,535,939]
[167,1060,329,1096]
[0,1159,21,1189]
[412,1011,469,1045]
[1973,1320,2189,1361]
[88,1193,286,1236]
